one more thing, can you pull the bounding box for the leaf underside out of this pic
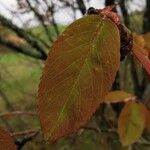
[38,15,120,141]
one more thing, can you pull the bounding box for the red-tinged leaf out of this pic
[132,33,150,76]
[118,101,145,146]
[104,91,135,103]
[139,103,150,133]
[38,15,120,141]
[0,127,16,150]
[132,47,150,76]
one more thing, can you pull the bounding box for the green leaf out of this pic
[118,102,145,146]
[0,127,16,150]
[38,15,120,141]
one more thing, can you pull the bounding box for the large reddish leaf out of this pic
[0,127,16,150]
[38,15,120,141]
[104,91,135,103]
[118,102,145,146]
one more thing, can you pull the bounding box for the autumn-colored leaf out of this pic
[104,91,135,103]
[0,127,16,150]
[118,101,145,146]
[133,33,145,48]
[132,33,150,76]
[143,32,150,50]
[132,47,150,76]
[38,15,120,141]
[132,33,148,56]
[139,103,150,133]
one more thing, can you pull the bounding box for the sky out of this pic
[0,0,146,27]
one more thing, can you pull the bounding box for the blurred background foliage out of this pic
[0,0,150,149]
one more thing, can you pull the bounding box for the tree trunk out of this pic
[120,0,130,27]
[105,0,115,6]
[143,0,150,32]
[76,0,86,15]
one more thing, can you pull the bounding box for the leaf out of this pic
[133,33,145,48]
[132,33,148,56]
[132,47,150,76]
[143,32,150,50]
[38,15,120,141]
[139,103,150,133]
[0,127,16,150]
[132,33,150,76]
[118,101,145,146]
[104,91,135,103]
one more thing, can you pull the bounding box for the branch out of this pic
[120,0,130,27]
[11,128,40,137]
[76,0,86,15]
[0,111,37,119]
[0,36,46,60]
[81,126,99,133]
[0,14,47,59]
[43,0,60,36]
[143,0,150,32]
[26,0,54,42]
[13,129,40,150]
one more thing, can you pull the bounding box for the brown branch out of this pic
[14,129,40,150]
[81,126,99,133]
[0,14,47,59]
[11,128,40,137]
[0,36,46,60]
[0,111,38,119]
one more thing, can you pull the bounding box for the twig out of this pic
[14,130,40,150]
[0,111,38,119]
[11,128,40,137]
[81,126,99,133]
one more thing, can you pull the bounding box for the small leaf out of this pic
[133,33,145,48]
[132,47,150,76]
[118,101,145,146]
[38,15,120,141]
[132,33,148,56]
[0,127,16,150]
[143,32,150,50]
[104,91,135,103]
[132,34,150,76]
